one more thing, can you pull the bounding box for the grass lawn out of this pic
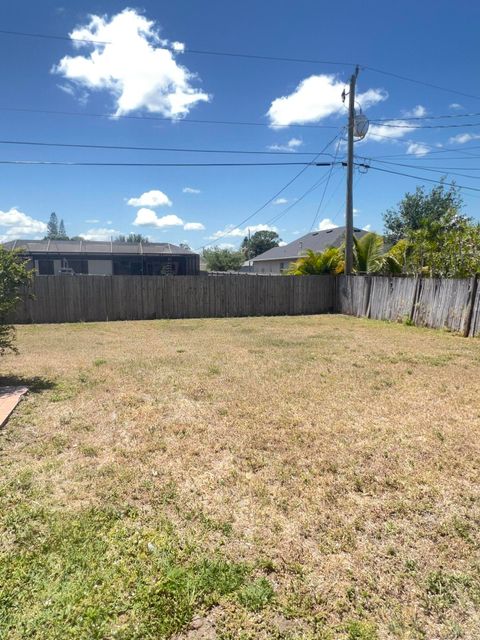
[1,315,479,639]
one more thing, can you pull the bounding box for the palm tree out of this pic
[353,233,401,274]
[288,247,344,275]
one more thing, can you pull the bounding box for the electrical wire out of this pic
[1,28,479,99]
[360,158,480,178]
[358,163,480,192]
[369,121,480,129]
[309,137,343,230]
[372,111,480,122]
[201,133,341,248]
[0,106,339,130]
[0,159,326,167]
[0,138,329,156]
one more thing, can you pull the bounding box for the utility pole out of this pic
[345,65,359,275]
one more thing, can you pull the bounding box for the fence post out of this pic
[463,275,478,337]
[365,275,373,318]
[409,276,421,324]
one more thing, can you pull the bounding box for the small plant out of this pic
[238,577,274,611]
[0,247,33,355]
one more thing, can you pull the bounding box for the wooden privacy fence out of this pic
[11,274,336,324]
[336,275,480,337]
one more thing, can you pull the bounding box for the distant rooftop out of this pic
[2,239,195,256]
[252,226,367,261]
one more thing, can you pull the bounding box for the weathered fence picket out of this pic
[11,274,336,324]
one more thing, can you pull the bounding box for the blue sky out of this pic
[0,0,479,249]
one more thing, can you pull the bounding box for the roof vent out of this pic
[311,232,318,236]
[325,229,334,233]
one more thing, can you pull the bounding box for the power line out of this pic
[358,163,480,193]
[310,138,343,230]
[0,106,339,130]
[0,138,329,156]
[370,121,480,129]
[1,28,479,100]
[266,171,334,226]
[363,66,480,102]
[363,158,480,181]
[0,159,327,167]
[372,111,480,122]
[202,133,341,248]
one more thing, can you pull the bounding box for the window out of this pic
[37,259,54,275]
[65,259,88,274]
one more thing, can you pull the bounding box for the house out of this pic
[2,239,200,276]
[251,226,367,274]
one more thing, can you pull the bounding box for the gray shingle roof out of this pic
[2,239,195,256]
[252,226,367,261]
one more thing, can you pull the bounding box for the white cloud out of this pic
[267,74,387,127]
[292,230,301,235]
[318,218,339,231]
[365,119,418,142]
[449,103,463,110]
[363,224,371,232]
[183,187,201,194]
[448,133,480,145]
[0,208,47,239]
[406,142,430,156]
[268,137,303,152]
[278,241,287,247]
[273,197,288,205]
[53,8,210,117]
[209,223,278,240]
[404,105,427,117]
[85,218,100,223]
[127,189,172,207]
[81,227,121,241]
[134,208,183,228]
[183,222,205,231]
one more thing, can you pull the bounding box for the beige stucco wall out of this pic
[252,260,294,274]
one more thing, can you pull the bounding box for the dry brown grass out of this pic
[1,315,480,639]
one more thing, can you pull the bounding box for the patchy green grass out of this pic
[1,315,479,638]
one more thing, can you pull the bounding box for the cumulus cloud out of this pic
[449,103,463,110]
[53,8,210,117]
[0,208,47,239]
[268,137,303,152]
[318,218,339,231]
[267,75,387,127]
[404,105,427,117]
[209,223,278,240]
[183,222,205,231]
[406,142,430,156]
[273,197,288,205]
[365,119,418,143]
[81,227,121,241]
[183,187,201,194]
[363,224,372,232]
[449,133,480,144]
[134,208,183,228]
[127,189,172,207]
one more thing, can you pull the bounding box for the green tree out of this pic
[46,212,59,239]
[203,246,245,271]
[241,230,281,258]
[0,247,33,354]
[353,233,401,274]
[392,212,480,277]
[383,181,465,244]
[114,234,150,243]
[288,247,344,275]
[58,219,68,240]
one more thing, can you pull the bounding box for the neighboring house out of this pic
[2,239,200,276]
[251,226,367,274]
